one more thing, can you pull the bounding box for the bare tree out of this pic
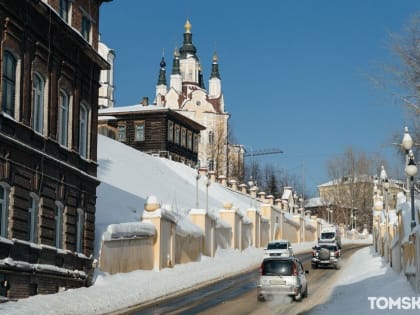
[370,13,420,159]
[208,119,228,177]
[323,147,383,230]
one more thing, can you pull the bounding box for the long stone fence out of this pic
[98,198,324,274]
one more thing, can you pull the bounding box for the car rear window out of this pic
[262,260,293,276]
[321,232,335,239]
[267,242,288,250]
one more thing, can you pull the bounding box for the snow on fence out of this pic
[98,222,156,274]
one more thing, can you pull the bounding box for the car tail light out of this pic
[312,250,317,257]
[335,250,340,257]
[260,263,264,275]
[292,261,297,276]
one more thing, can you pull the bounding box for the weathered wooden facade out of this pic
[0,0,110,299]
[98,104,205,166]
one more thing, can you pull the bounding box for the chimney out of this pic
[141,97,149,106]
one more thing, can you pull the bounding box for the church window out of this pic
[209,131,215,145]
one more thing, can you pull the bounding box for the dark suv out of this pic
[257,256,309,301]
[311,243,341,269]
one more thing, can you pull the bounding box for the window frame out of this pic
[193,134,199,153]
[181,127,186,147]
[174,124,180,144]
[55,201,64,249]
[167,121,173,142]
[0,183,10,238]
[28,193,39,243]
[208,131,215,145]
[59,0,71,23]
[32,72,45,134]
[117,123,126,142]
[187,130,192,150]
[2,51,17,117]
[58,89,70,147]
[81,16,92,43]
[79,102,90,159]
[134,121,145,142]
[76,208,84,253]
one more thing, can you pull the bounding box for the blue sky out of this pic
[99,1,420,196]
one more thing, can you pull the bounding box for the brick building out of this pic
[0,0,110,299]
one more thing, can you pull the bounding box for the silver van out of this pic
[257,256,308,301]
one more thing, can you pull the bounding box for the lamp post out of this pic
[380,165,390,260]
[299,195,304,217]
[195,165,201,209]
[248,176,255,208]
[405,151,418,230]
[327,207,330,223]
[205,174,211,212]
[402,126,414,192]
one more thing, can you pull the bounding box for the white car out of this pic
[263,240,294,258]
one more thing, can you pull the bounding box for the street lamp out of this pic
[402,126,414,191]
[327,207,330,223]
[405,151,418,230]
[299,195,304,217]
[195,165,201,209]
[248,176,255,208]
[329,208,334,225]
[205,174,211,212]
[380,165,390,260]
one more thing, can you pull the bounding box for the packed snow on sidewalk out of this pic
[305,246,419,315]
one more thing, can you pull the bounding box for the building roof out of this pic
[99,104,206,130]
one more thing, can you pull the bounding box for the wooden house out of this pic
[98,102,205,167]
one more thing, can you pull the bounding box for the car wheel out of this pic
[311,263,317,269]
[335,262,341,270]
[293,290,302,302]
[303,285,308,298]
[257,295,265,302]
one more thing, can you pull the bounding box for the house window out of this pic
[117,124,126,142]
[135,122,145,142]
[59,0,71,23]
[2,51,17,117]
[28,193,39,243]
[174,125,180,144]
[76,208,84,253]
[32,72,45,134]
[58,90,69,147]
[181,128,186,147]
[55,202,64,249]
[79,102,90,158]
[81,16,91,42]
[193,134,199,153]
[0,184,10,238]
[187,131,192,150]
[168,121,173,142]
[208,131,215,145]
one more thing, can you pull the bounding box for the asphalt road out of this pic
[113,244,368,315]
